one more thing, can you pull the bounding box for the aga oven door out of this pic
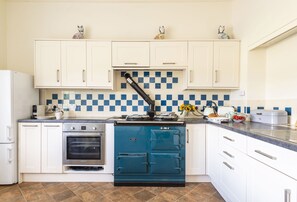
[63,133,105,165]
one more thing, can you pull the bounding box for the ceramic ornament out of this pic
[72,25,84,39]
[218,25,229,39]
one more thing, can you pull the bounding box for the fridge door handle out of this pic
[7,147,13,163]
[6,126,12,141]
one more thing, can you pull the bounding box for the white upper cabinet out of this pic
[87,41,113,89]
[112,42,150,67]
[187,40,240,89]
[35,41,61,87]
[187,41,213,88]
[150,42,187,68]
[213,41,240,88]
[61,41,86,87]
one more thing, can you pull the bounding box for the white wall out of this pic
[0,0,6,69]
[231,0,297,124]
[5,1,232,75]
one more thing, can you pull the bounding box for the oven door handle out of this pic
[63,133,103,137]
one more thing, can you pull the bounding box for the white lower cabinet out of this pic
[247,156,297,202]
[186,124,206,175]
[19,123,62,174]
[19,123,41,173]
[41,123,63,173]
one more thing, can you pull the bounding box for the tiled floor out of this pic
[0,182,224,202]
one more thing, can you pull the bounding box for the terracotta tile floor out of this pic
[0,182,224,202]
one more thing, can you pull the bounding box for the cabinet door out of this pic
[19,123,41,173]
[150,129,181,151]
[186,124,206,175]
[112,42,150,67]
[206,124,220,184]
[41,123,62,173]
[213,41,240,88]
[35,41,61,87]
[247,157,297,202]
[87,41,113,89]
[61,41,86,87]
[116,153,148,174]
[187,41,213,88]
[150,42,187,67]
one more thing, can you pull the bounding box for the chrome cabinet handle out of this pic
[44,125,60,127]
[215,70,218,83]
[163,62,176,65]
[82,70,86,82]
[22,125,38,127]
[108,70,111,83]
[285,189,291,202]
[255,150,277,160]
[223,136,235,142]
[189,70,192,83]
[223,161,234,170]
[186,129,189,144]
[57,69,60,82]
[223,151,234,158]
[124,63,138,65]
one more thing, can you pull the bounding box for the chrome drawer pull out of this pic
[44,125,60,127]
[255,150,277,160]
[124,62,137,65]
[285,189,291,202]
[223,151,234,158]
[223,136,235,142]
[223,161,234,170]
[22,125,38,127]
[162,62,176,65]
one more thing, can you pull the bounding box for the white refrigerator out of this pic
[0,70,39,184]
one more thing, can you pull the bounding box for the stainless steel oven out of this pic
[63,123,105,165]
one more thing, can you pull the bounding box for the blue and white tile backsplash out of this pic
[41,70,292,117]
[41,70,232,116]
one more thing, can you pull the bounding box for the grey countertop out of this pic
[19,117,297,152]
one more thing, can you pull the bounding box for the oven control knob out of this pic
[92,127,97,130]
[71,127,75,130]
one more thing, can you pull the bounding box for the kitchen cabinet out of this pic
[213,41,240,88]
[112,42,150,67]
[187,41,213,88]
[34,40,113,89]
[35,41,61,87]
[19,123,41,173]
[150,41,187,68]
[206,124,220,184]
[187,41,240,89]
[87,41,113,89]
[247,156,297,202]
[61,41,86,87]
[186,124,206,175]
[19,123,62,174]
[41,123,63,173]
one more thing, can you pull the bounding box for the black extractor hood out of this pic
[124,73,156,118]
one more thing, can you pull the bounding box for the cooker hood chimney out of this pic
[124,73,155,118]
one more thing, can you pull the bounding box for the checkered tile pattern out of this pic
[46,93,231,112]
[120,71,178,90]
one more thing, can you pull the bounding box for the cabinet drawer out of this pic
[150,153,181,174]
[116,153,148,174]
[247,137,297,180]
[219,143,247,167]
[219,128,246,153]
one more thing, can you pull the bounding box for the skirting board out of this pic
[20,174,210,183]
[21,173,114,183]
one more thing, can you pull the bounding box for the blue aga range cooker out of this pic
[114,121,185,186]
